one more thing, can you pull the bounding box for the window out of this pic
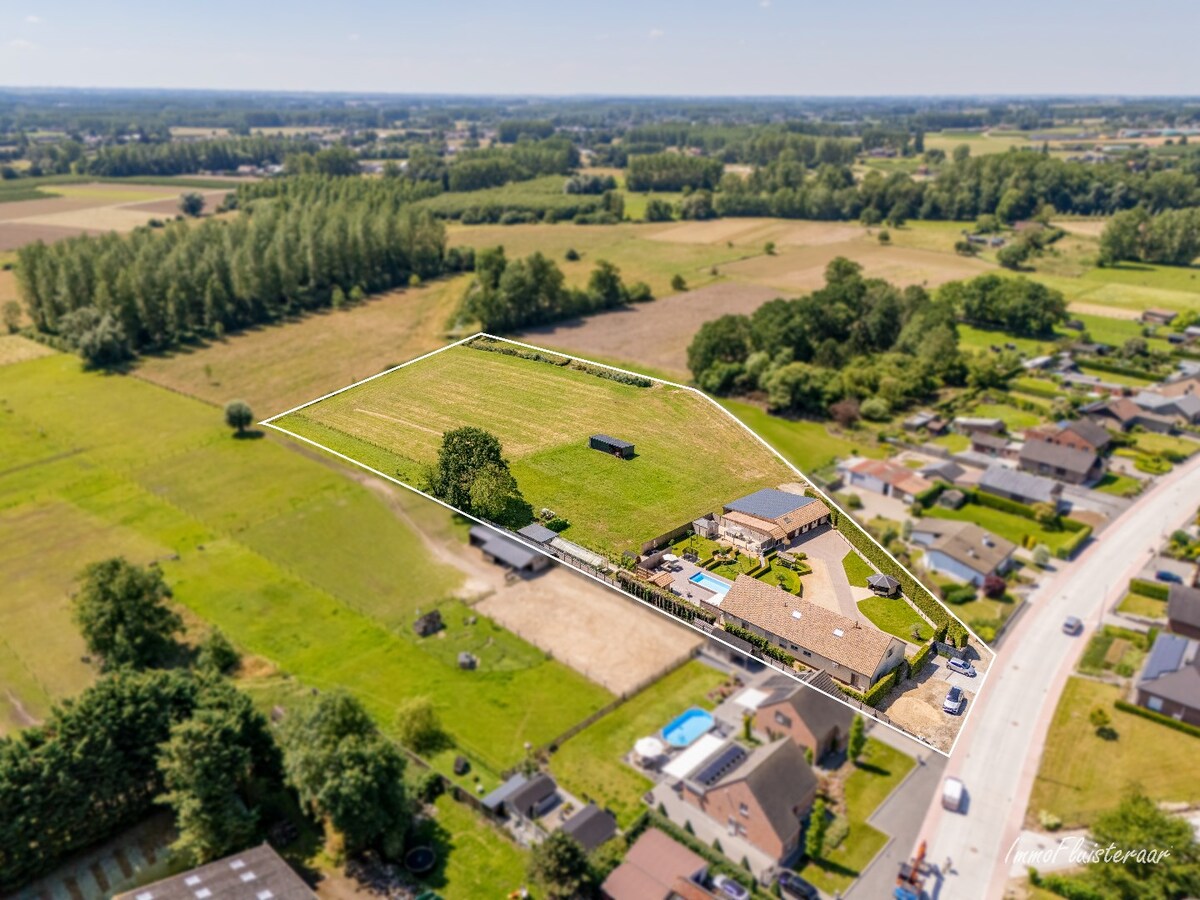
[774,711,791,727]
[1147,696,1164,712]
[801,649,811,658]
[739,803,750,818]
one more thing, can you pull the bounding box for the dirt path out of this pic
[4,689,38,729]
[1068,301,1141,320]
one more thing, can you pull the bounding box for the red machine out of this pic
[894,840,930,900]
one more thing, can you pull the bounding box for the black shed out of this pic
[589,434,634,459]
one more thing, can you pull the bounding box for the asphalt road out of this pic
[911,453,1200,899]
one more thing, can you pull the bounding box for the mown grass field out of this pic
[275,344,796,555]
[719,398,888,473]
[923,503,1077,552]
[1028,677,1200,828]
[0,353,611,775]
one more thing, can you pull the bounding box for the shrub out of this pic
[1038,810,1062,831]
[860,397,890,421]
[670,273,688,292]
[1129,578,1170,601]
[942,584,978,605]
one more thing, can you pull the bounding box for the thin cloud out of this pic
[24,14,42,23]
[760,0,771,6]
[9,38,36,49]
[648,28,664,38]
[348,32,361,41]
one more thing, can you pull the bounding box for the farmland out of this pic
[272,341,797,556]
[0,352,611,775]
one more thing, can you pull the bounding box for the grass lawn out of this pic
[1028,678,1200,828]
[857,595,933,644]
[932,432,970,453]
[1130,431,1199,459]
[550,660,728,827]
[947,592,1021,633]
[1117,591,1168,619]
[1094,472,1144,498]
[1076,363,1158,388]
[924,503,1076,552]
[957,325,1055,357]
[798,738,914,895]
[720,398,889,473]
[0,353,611,778]
[412,794,532,900]
[970,403,1044,431]
[841,550,875,588]
[1077,625,1151,678]
[275,343,796,557]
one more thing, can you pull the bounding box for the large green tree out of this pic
[73,557,182,670]
[528,830,595,899]
[427,427,530,526]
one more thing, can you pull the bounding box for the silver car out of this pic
[947,657,976,677]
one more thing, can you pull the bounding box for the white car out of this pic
[947,657,976,677]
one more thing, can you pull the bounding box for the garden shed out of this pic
[589,433,635,459]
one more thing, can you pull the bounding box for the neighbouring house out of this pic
[468,525,551,574]
[1081,398,1175,434]
[1059,372,1127,396]
[1132,391,1200,426]
[1159,374,1200,399]
[918,460,965,484]
[953,416,1005,435]
[482,771,561,823]
[1134,632,1200,726]
[839,458,932,503]
[560,802,618,852]
[590,433,636,459]
[1142,308,1179,326]
[413,609,444,637]
[753,673,854,759]
[716,488,831,555]
[655,736,817,873]
[977,465,1063,509]
[969,431,1011,459]
[1026,420,1112,454]
[1167,585,1200,640]
[719,575,906,688]
[113,843,316,900]
[1017,439,1103,485]
[601,828,716,900]
[910,520,1016,586]
[902,411,948,434]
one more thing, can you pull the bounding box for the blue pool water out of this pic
[689,571,732,596]
[662,707,715,748]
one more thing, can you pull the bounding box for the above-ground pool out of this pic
[661,707,716,748]
[689,571,732,596]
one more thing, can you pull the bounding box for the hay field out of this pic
[273,342,797,555]
[134,276,470,414]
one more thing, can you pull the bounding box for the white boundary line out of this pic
[262,332,994,758]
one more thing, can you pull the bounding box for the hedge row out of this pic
[617,572,717,625]
[1113,699,1200,738]
[1055,525,1092,560]
[466,336,570,365]
[722,622,796,666]
[908,640,936,676]
[915,482,947,508]
[567,360,653,388]
[1129,578,1170,601]
[1073,356,1165,382]
[839,665,903,708]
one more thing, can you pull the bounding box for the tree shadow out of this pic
[232,429,266,440]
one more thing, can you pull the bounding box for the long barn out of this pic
[589,433,635,459]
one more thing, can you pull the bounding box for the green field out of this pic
[969,402,1043,431]
[1028,678,1200,828]
[274,343,796,555]
[924,503,1077,552]
[841,550,874,587]
[719,398,889,473]
[857,595,933,644]
[549,659,728,827]
[0,353,610,775]
[412,794,533,900]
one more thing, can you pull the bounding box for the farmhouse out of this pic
[1141,308,1179,326]
[601,828,715,900]
[715,488,830,554]
[113,843,315,900]
[1017,439,1103,485]
[752,673,854,760]
[719,575,906,689]
[910,520,1015,586]
[1134,632,1200,726]
[977,464,1063,508]
[590,433,635,459]
[468,524,551,574]
[1167,585,1200,641]
[839,458,933,503]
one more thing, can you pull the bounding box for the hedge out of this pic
[1072,356,1165,382]
[839,666,902,708]
[617,572,717,624]
[1055,524,1092,560]
[1039,874,1107,900]
[915,482,948,508]
[1129,578,1170,601]
[908,640,936,676]
[721,622,795,666]
[1113,699,1200,737]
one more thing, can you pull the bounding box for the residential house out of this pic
[977,465,1063,509]
[839,458,933,503]
[1134,632,1200,726]
[952,416,1005,435]
[656,737,817,873]
[716,488,831,555]
[902,411,948,434]
[1025,420,1112,454]
[1081,398,1175,434]
[910,520,1016,586]
[1017,439,1103,485]
[969,431,1011,459]
[468,525,551,573]
[113,843,316,900]
[719,575,906,689]
[1160,374,1200,399]
[481,772,561,822]
[561,803,618,852]
[752,674,854,759]
[1167,585,1200,641]
[917,460,965,484]
[1141,308,1179,326]
[1133,391,1200,426]
[601,828,716,900]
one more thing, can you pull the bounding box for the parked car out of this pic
[1062,616,1083,635]
[942,776,966,812]
[777,871,820,899]
[943,685,965,714]
[1155,570,1184,584]
[947,657,976,677]
[712,874,751,900]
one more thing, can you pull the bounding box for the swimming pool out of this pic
[661,707,715,748]
[689,571,732,596]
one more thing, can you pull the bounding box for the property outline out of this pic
[262,332,995,758]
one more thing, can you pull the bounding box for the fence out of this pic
[640,521,698,555]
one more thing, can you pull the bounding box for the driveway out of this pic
[1059,482,1134,526]
[929,654,983,695]
[794,525,863,620]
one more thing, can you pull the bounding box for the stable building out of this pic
[114,844,315,900]
[468,525,551,574]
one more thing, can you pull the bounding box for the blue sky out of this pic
[3,1,1197,95]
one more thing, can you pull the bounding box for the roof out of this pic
[725,488,816,522]
[1095,397,1142,423]
[953,416,1005,430]
[971,432,1009,450]
[1063,419,1113,449]
[710,738,816,845]
[602,828,710,900]
[720,575,900,677]
[1138,633,1200,710]
[1168,584,1200,631]
[723,509,786,541]
[517,522,558,544]
[847,458,933,495]
[1134,392,1200,419]
[757,673,853,741]
[505,772,558,817]
[1018,439,1098,477]
[476,530,541,569]
[1144,307,1179,321]
[592,433,634,449]
[978,465,1061,504]
[481,772,529,811]
[867,573,902,591]
[561,802,618,852]
[114,844,315,900]
[918,460,965,482]
[922,520,1016,574]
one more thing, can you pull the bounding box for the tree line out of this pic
[625,152,724,192]
[83,135,318,177]
[1100,205,1200,266]
[16,176,458,365]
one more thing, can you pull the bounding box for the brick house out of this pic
[753,674,854,760]
[1167,585,1200,641]
[1135,632,1200,726]
[716,488,831,555]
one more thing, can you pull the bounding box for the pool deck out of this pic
[661,558,733,607]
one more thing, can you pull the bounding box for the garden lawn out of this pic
[550,660,728,827]
[720,398,888,473]
[1094,473,1143,498]
[1076,363,1158,388]
[798,738,914,895]
[970,403,1043,431]
[1117,591,1167,619]
[932,432,970,453]
[412,794,533,900]
[924,503,1076,552]
[1077,625,1150,678]
[841,550,875,587]
[1028,678,1200,828]
[1131,431,1198,459]
[857,595,933,644]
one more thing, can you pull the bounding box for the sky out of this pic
[3,0,1198,97]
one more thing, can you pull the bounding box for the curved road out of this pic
[913,453,1200,899]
